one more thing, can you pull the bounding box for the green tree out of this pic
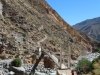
[76,58,92,73]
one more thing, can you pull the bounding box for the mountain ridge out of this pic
[73,17,100,42]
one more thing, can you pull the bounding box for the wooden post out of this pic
[39,47,41,57]
[60,47,62,69]
[68,43,71,68]
[59,41,62,69]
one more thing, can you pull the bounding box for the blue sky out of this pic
[46,0,100,25]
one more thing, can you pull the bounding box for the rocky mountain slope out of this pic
[73,17,100,42]
[0,0,98,60]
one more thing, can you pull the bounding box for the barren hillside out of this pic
[0,0,98,59]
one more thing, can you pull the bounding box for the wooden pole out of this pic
[68,42,71,68]
[60,43,62,69]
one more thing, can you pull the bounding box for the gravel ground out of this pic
[0,52,99,75]
[78,52,100,61]
[0,59,56,75]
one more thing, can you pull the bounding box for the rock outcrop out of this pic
[9,66,25,75]
[44,56,54,69]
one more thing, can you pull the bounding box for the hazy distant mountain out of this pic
[73,17,100,42]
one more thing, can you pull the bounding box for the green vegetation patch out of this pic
[76,58,92,73]
[24,50,30,54]
[11,58,22,67]
[49,40,56,46]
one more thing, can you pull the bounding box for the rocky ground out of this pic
[0,59,56,75]
[78,52,100,61]
[0,0,99,75]
[0,52,100,75]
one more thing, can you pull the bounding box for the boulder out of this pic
[0,71,3,75]
[44,56,55,69]
[9,66,25,75]
[9,71,15,75]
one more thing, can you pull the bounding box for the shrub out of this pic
[44,28,50,35]
[92,56,100,75]
[11,58,22,67]
[49,40,56,46]
[76,58,92,73]
[24,50,30,54]
[22,32,28,37]
[15,53,20,58]
[92,62,100,69]
[92,69,100,75]
[8,41,15,48]
[97,43,100,47]
[92,55,100,64]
